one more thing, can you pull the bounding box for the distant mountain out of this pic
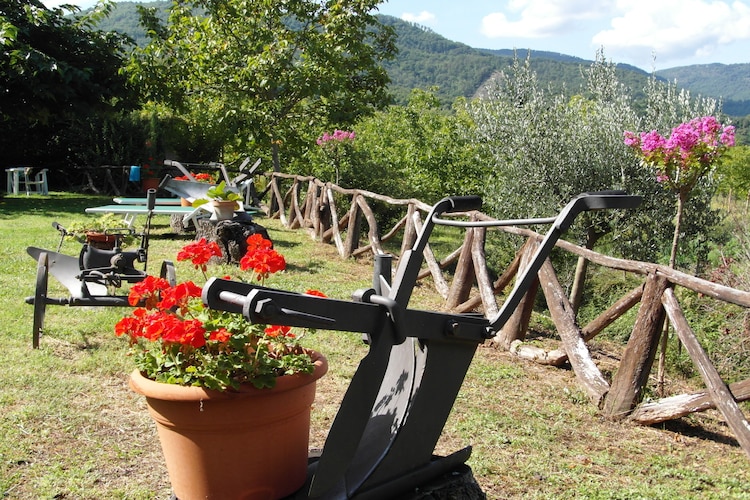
[655,64,750,116]
[91,2,750,117]
[382,18,655,106]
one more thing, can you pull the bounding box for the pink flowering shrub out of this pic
[316,129,356,146]
[624,116,735,192]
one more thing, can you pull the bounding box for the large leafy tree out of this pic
[0,0,133,165]
[128,0,397,168]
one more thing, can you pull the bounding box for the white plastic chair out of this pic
[23,168,48,195]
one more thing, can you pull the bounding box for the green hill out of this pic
[655,63,750,116]
[91,2,750,116]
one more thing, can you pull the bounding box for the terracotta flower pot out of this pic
[212,199,238,220]
[85,231,116,250]
[129,351,328,500]
[142,177,160,193]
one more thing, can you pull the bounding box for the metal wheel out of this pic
[32,252,49,349]
[160,260,177,287]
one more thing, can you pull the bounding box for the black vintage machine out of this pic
[201,191,641,499]
[25,189,176,348]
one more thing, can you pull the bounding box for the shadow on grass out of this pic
[660,418,740,448]
[285,259,326,275]
[0,193,111,219]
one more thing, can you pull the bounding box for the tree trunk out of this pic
[657,189,688,396]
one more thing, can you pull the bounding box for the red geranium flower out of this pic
[128,275,172,308]
[209,327,232,343]
[177,238,223,273]
[158,281,203,314]
[246,233,273,251]
[264,325,294,339]
[240,235,285,281]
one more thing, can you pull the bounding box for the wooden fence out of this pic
[261,172,750,458]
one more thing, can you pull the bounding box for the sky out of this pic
[41,0,750,71]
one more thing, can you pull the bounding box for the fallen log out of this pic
[630,379,750,425]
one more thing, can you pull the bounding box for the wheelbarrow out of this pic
[25,189,176,348]
[202,191,642,499]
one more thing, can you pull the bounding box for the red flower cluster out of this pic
[116,277,204,347]
[177,238,222,273]
[127,275,172,308]
[240,234,286,281]
[174,172,215,183]
[264,325,295,339]
[115,236,324,390]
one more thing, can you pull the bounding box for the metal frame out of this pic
[202,191,641,499]
[25,190,177,348]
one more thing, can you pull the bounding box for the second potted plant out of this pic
[192,180,243,220]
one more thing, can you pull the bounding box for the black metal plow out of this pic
[25,189,176,348]
[202,191,642,499]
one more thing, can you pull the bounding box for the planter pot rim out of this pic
[129,350,327,401]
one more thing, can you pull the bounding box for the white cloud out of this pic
[481,0,615,39]
[401,10,438,26]
[592,0,750,65]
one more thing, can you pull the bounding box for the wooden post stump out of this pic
[195,215,270,264]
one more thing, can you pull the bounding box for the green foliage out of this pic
[192,180,242,207]
[656,63,750,115]
[717,145,750,200]
[465,51,724,267]
[0,0,136,166]
[379,17,505,106]
[125,0,397,169]
[329,89,482,203]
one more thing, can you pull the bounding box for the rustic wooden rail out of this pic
[261,172,750,458]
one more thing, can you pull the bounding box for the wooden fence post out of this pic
[471,226,499,318]
[289,180,304,229]
[538,258,610,406]
[411,210,450,298]
[343,194,362,259]
[662,288,750,459]
[319,187,332,243]
[270,176,288,227]
[326,186,345,256]
[306,180,318,234]
[446,228,475,309]
[495,239,539,349]
[602,273,668,419]
[400,203,418,258]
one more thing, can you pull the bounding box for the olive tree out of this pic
[464,51,726,315]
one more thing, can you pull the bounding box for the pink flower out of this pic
[624,116,735,191]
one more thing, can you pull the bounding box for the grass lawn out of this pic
[1,192,749,499]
